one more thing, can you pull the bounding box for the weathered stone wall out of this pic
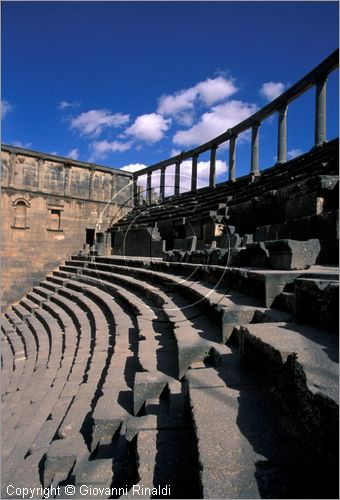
[1,145,133,310]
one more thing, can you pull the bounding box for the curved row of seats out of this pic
[1,253,338,498]
[118,139,338,229]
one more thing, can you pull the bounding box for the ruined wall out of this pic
[1,145,133,310]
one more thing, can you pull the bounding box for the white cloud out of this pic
[121,163,148,173]
[11,140,32,148]
[173,100,257,148]
[260,82,285,101]
[67,148,79,160]
[127,159,227,198]
[1,99,13,119]
[287,148,303,159]
[58,100,79,110]
[49,151,58,156]
[196,77,238,106]
[125,113,171,143]
[158,87,197,116]
[70,109,130,137]
[170,148,182,157]
[89,139,132,162]
[157,76,237,122]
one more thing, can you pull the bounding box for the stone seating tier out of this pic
[1,253,338,499]
[115,140,338,226]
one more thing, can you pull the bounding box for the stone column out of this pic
[277,106,287,164]
[209,145,217,187]
[160,167,166,200]
[228,135,237,181]
[174,161,180,196]
[251,122,260,174]
[191,154,198,192]
[147,172,152,204]
[315,77,327,146]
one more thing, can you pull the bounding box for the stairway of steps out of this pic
[1,254,338,499]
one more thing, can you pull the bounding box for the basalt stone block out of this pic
[174,236,197,251]
[44,438,88,487]
[239,242,270,268]
[220,232,241,249]
[295,278,339,331]
[134,371,172,416]
[171,250,181,262]
[264,239,321,270]
[208,248,221,265]
[74,459,113,486]
[222,306,258,343]
[218,249,229,266]
[92,397,127,450]
[191,251,202,264]
[241,234,253,246]
[162,251,172,262]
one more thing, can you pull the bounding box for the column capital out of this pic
[278,105,288,116]
[252,120,261,129]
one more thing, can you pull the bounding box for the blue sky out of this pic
[1,1,339,190]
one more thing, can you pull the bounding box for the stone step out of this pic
[58,267,219,380]
[295,277,339,332]
[272,291,295,314]
[70,258,292,342]
[239,322,338,405]
[239,321,338,465]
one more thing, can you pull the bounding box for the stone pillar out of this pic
[191,154,198,192]
[209,145,217,187]
[174,161,180,196]
[133,175,139,205]
[228,135,237,181]
[8,153,16,188]
[37,158,44,192]
[160,167,166,200]
[89,169,94,199]
[251,122,260,174]
[111,174,116,201]
[277,106,287,164]
[63,165,71,196]
[147,172,152,204]
[315,77,327,146]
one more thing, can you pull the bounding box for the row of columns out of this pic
[134,75,328,204]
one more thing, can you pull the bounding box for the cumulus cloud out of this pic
[58,100,79,110]
[196,77,238,106]
[157,87,197,116]
[67,148,79,160]
[125,113,171,143]
[70,109,130,137]
[1,99,13,119]
[124,159,227,198]
[157,76,237,122]
[89,139,132,161]
[260,82,286,101]
[173,100,257,147]
[287,148,303,159]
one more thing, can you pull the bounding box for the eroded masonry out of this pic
[1,50,339,499]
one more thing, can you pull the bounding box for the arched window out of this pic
[12,199,29,229]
